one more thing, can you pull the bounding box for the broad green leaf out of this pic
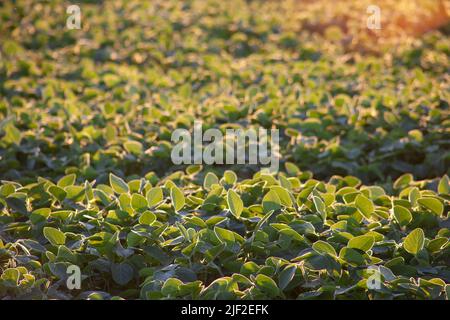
[227,189,243,218]
[262,190,281,213]
[408,129,423,142]
[65,185,85,201]
[279,175,292,191]
[84,181,94,201]
[214,226,236,244]
[348,235,374,252]
[393,173,413,189]
[4,123,22,145]
[139,211,156,225]
[409,187,420,207]
[48,186,67,202]
[43,227,66,246]
[223,170,237,185]
[161,278,183,296]
[204,172,219,190]
[1,268,20,286]
[232,273,252,286]
[339,247,365,266]
[171,186,185,212]
[111,262,134,285]
[302,252,341,272]
[5,197,27,215]
[285,162,300,176]
[109,173,129,194]
[270,186,293,207]
[278,265,297,290]
[0,183,15,197]
[312,196,326,221]
[186,164,202,175]
[312,240,337,257]
[124,140,143,155]
[255,274,280,297]
[355,194,374,219]
[417,197,443,216]
[131,193,148,211]
[30,208,51,224]
[393,205,412,227]
[279,228,305,242]
[57,174,76,188]
[403,228,425,255]
[438,175,449,194]
[146,187,163,207]
[363,186,386,199]
[251,210,274,241]
[427,237,448,253]
[118,193,131,211]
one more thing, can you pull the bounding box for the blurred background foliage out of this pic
[0,0,449,186]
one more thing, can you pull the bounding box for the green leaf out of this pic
[4,123,22,145]
[312,196,327,221]
[131,193,148,211]
[408,129,423,142]
[1,268,20,286]
[312,240,337,257]
[5,197,28,215]
[252,210,274,240]
[355,194,374,219]
[339,247,365,266]
[65,185,85,201]
[255,274,280,297]
[262,189,281,213]
[57,174,76,187]
[438,175,449,194]
[393,173,413,189]
[417,197,443,216]
[124,140,143,155]
[279,175,292,190]
[111,262,134,286]
[171,186,185,212]
[348,235,374,252]
[427,237,448,253]
[0,183,15,197]
[186,164,202,175]
[403,228,425,255]
[278,265,297,290]
[204,172,219,190]
[30,208,51,224]
[161,278,183,296]
[279,228,305,242]
[270,186,293,207]
[227,189,243,218]
[409,187,420,207]
[48,185,67,202]
[223,170,237,185]
[285,162,300,176]
[43,227,66,246]
[146,187,163,207]
[139,211,156,225]
[214,226,236,244]
[109,173,129,194]
[393,205,412,227]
